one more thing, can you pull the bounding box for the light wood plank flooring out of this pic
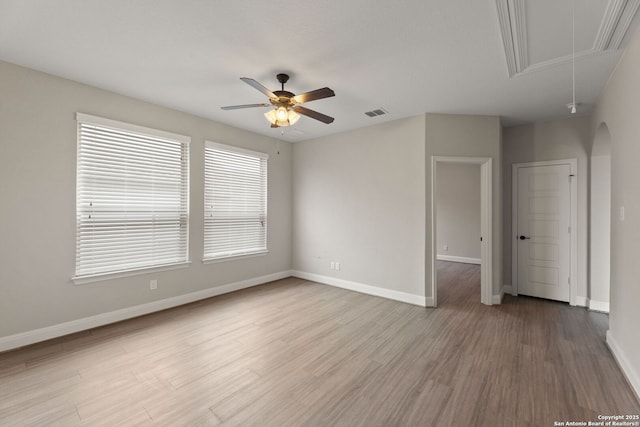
[1,262,638,426]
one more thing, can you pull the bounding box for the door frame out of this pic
[511,159,578,305]
[431,156,493,307]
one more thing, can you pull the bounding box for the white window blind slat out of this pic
[75,114,190,279]
[204,141,267,260]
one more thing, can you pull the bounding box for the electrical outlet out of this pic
[335,262,340,271]
[443,245,448,251]
[330,261,335,270]
[149,279,158,290]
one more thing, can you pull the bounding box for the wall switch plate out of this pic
[620,206,625,221]
[330,262,335,270]
[335,262,340,271]
[150,279,158,290]
[443,245,448,251]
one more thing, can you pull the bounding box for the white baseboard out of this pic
[503,284,590,308]
[436,255,481,265]
[291,270,427,307]
[0,270,292,353]
[491,284,515,304]
[492,285,505,304]
[606,330,640,402]
[490,284,511,305]
[574,296,589,307]
[588,299,610,313]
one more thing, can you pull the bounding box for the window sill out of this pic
[72,261,192,285]
[202,251,268,264]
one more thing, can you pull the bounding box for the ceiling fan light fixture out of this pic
[566,102,580,114]
[265,106,300,127]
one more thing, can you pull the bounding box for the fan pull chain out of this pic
[571,0,576,114]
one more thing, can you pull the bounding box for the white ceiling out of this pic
[0,0,638,142]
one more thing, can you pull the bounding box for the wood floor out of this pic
[1,261,638,426]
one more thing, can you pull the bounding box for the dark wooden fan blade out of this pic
[221,103,270,110]
[292,106,335,124]
[292,87,335,104]
[240,77,276,98]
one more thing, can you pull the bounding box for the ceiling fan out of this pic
[221,73,335,128]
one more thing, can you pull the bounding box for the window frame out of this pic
[73,113,191,284]
[203,141,268,262]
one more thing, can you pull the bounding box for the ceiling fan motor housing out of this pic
[271,91,295,107]
[276,73,290,85]
[273,74,294,106]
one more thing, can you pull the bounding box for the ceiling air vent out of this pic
[365,108,388,117]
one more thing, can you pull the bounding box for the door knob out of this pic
[519,235,531,240]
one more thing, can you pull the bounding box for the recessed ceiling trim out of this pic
[520,49,608,75]
[510,0,528,72]
[497,0,640,78]
[594,0,628,50]
[593,0,640,50]
[495,0,528,77]
[495,0,518,76]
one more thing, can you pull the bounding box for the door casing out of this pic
[511,159,578,305]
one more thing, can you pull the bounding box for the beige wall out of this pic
[292,113,502,304]
[502,116,591,303]
[291,116,426,299]
[0,60,292,338]
[591,22,640,396]
[426,114,502,299]
[589,149,611,309]
[436,163,481,261]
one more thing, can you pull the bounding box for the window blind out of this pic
[75,113,190,279]
[204,141,268,260]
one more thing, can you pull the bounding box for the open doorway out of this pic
[435,163,481,305]
[431,156,493,307]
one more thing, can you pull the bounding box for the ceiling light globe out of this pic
[276,107,288,121]
[264,109,277,125]
[288,110,300,125]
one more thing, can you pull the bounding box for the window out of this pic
[204,141,268,261]
[74,113,190,282]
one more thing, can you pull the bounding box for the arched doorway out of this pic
[589,123,611,312]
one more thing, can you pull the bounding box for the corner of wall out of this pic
[606,330,640,402]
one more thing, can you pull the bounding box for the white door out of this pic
[515,163,571,302]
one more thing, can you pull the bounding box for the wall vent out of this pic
[364,108,388,117]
